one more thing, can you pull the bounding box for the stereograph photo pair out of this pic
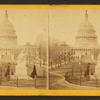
[0,5,99,96]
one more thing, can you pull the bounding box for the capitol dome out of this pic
[75,10,97,47]
[0,10,17,48]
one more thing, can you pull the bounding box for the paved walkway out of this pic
[49,72,73,89]
[49,71,100,89]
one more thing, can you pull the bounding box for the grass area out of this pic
[50,62,98,88]
[0,77,47,89]
[49,73,62,85]
[81,79,100,87]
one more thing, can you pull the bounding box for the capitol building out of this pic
[70,10,100,64]
[65,10,100,76]
[0,10,46,81]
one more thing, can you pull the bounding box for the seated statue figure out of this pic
[15,50,31,80]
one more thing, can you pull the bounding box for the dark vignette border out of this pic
[0,96,100,100]
[0,0,99,100]
[0,0,100,4]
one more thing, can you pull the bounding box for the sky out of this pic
[0,9,100,46]
[49,9,100,46]
[0,9,48,45]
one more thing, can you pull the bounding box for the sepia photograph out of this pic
[1,5,100,95]
[49,9,100,89]
[0,9,48,89]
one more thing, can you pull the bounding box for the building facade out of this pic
[70,10,99,64]
[67,11,100,77]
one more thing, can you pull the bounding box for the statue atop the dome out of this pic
[4,10,8,20]
[5,10,8,18]
[85,10,88,20]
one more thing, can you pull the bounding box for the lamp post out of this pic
[0,69,2,85]
[64,52,66,65]
[39,44,42,68]
[79,62,82,86]
[16,76,19,88]
[72,64,74,76]
[34,75,37,88]
[94,75,98,87]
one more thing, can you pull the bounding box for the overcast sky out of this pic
[0,9,100,46]
[49,9,100,46]
[0,9,48,45]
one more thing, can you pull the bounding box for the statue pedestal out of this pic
[91,55,100,79]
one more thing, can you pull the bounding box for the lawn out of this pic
[0,77,47,89]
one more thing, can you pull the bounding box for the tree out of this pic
[36,34,47,66]
[66,52,72,63]
[49,40,70,68]
[5,64,10,81]
[84,63,90,80]
[30,65,37,78]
